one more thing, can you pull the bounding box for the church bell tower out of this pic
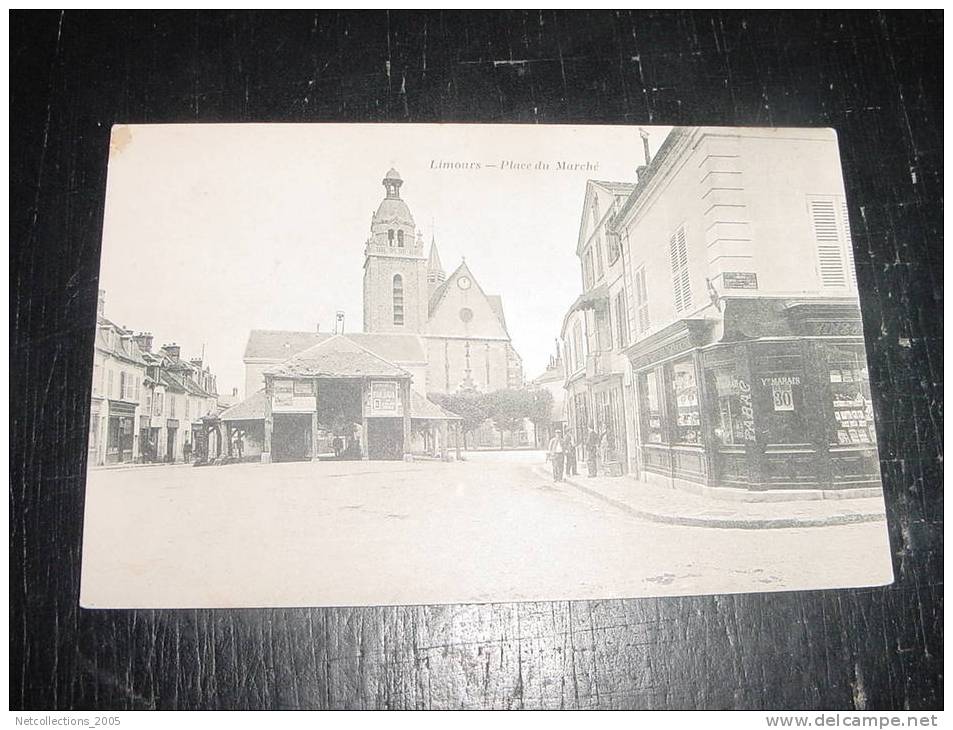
[363,168,429,334]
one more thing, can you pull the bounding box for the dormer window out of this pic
[397,230,404,247]
[388,229,395,245]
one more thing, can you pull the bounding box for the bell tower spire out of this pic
[363,167,428,333]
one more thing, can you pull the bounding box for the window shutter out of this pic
[839,199,858,289]
[811,199,846,287]
[670,226,691,313]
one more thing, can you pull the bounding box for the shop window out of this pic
[639,370,665,444]
[824,344,876,446]
[670,225,692,313]
[754,348,808,444]
[88,415,98,451]
[706,363,756,446]
[573,392,590,444]
[669,359,701,444]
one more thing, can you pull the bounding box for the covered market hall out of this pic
[218,335,461,463]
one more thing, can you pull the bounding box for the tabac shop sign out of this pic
[760,375,800,412]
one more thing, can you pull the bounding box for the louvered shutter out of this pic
[811,199,846,287]
[670,226,692,313]
[839,199,858,289]
[636,268,650,333]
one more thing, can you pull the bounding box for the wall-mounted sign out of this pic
[721,271,759,290]
[366,380,402,417]
[761,375,800,412]
[272,379,317,413]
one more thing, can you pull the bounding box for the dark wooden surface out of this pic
[10,11,942,710]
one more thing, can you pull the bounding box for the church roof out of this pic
[486,295,507,333]
[245,330,426,364]
[384,167,402,181]
[427,238,444,274]
[373,197,415,226]
[428,261,511,335]
[265,334,411,379]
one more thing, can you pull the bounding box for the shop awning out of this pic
[560,283,610,337]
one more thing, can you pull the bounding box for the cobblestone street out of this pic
[81,451,893,608]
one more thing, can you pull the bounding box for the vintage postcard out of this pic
[81,123,893,608]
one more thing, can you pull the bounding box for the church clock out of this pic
[457,275,472,290]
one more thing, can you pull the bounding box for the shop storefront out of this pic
[105,401,136,464]
[628,298,881,496]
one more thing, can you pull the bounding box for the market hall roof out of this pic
[220,389,268,422]
[410,390,463,421]
[244,330,427,364]
[220,387,460,423]
[264,334,412,379]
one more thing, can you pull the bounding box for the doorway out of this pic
[366,418,404,460]
[273,413,313,462]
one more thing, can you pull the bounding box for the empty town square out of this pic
[81,451,891,608]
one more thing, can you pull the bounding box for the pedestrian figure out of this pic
[235,431,244,460]
[547,429,566,482]
[586,424,603,477]
[332,435,343,458]
[564,430,577,476]
[183,438,192,464]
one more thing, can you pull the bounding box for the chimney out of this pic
[97,289,106,316]
[132,332,154,353]
[162,343,181,361]
[639,128,652,166]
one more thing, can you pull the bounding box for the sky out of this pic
[99,123,671,397]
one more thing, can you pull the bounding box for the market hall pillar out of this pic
[261,379,273,464]
[310,409,320,462]
[400,379,412,456]
[359,379,369,461]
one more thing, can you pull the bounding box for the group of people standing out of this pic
[546,425,603,482]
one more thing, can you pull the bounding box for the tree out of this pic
[484,388,535,450]
[427,389,489,449]
[527,387,555,448]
